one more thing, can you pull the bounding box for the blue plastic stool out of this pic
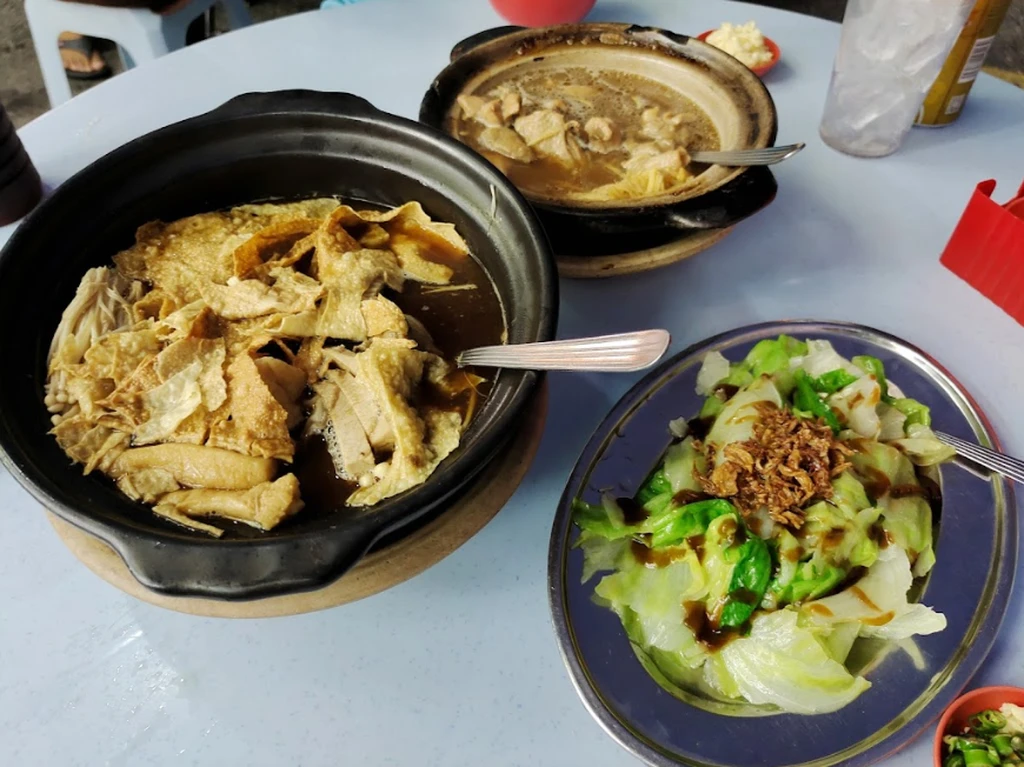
[24,0,253,108]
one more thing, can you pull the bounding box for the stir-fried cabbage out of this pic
[877,402,908,441]
[597,552,709,656]
[695,351,730,396]
[828,376,883,439]
[849,439,937,575]
[712,610,871,714]
[791,340,863,379]
[662,438,705,494]
[891,423,957,466]
[573,338,953,715]
[803,547,946,640]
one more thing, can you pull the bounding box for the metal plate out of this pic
[548,321,1016,767]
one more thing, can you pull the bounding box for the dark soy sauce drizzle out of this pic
[919,474,943,524]
[618,497,649,525]
[631,540,689,568]
[687,534,706,563]
[674,489,711,506]
[683,601,743,650]
[686,416,715,441]
[859,466,891,502]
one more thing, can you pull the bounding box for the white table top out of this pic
[3,1,1023,765]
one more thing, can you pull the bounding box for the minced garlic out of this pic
[1000,703,1024,734]
[706,21,774,69]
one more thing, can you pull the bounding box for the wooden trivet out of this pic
[557,226,733,279]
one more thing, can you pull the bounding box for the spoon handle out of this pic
[690,142,805,166]
[456,330,671,372]
[935,431,1024,485]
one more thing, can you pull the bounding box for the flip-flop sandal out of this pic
[59,37,111,81]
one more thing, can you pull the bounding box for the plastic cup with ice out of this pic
[820,0,973,157]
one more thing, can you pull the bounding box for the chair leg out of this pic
[41,39,75,108]
[218,0,252,31]
[185,9,210,46]
[117,44,134,70]
[158,14,192,53]
[115,22,175,68]
[23,14,73,108]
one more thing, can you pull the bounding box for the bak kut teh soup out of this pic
[449,64,721,203]
[43,198,506,538]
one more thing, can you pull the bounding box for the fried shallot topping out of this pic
[698,403,852,528]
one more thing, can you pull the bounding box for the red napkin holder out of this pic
[940,179,1024,325]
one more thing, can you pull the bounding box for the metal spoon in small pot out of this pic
[456,330,671,373]
[690,142,805,166]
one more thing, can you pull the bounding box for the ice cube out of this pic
[829,72,916,131]
[851,0,969,68]
[900,0,973,81]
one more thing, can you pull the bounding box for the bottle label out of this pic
[945,94,967,115]
[957,35,996,83]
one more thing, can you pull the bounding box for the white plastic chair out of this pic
[24,0,253,108]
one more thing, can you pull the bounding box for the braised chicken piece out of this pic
[476,126,535,163]
[513,109,582,167]
[623,146,691,174]
[457,94,503,127]
[584,116,613,141]
[500,91,521,121]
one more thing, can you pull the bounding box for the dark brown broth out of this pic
[293,436,355,523]
[291,218,506,525]
[389,253,504,359]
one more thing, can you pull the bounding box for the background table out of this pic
[2,1,1023,765]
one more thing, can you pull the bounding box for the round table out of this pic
[2,1,1023,765]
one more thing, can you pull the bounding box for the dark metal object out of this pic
[0,102,42,226]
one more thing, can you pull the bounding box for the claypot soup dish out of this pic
[421,24,779,254]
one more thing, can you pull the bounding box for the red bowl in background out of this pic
[933,686,1024,767]
[490,0,596,26]
[696,29,781,78]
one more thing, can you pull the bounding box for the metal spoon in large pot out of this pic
[456,330,670,372]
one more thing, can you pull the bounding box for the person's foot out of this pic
[58,33,110,79]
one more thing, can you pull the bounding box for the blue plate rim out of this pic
[547,319,1017,767]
